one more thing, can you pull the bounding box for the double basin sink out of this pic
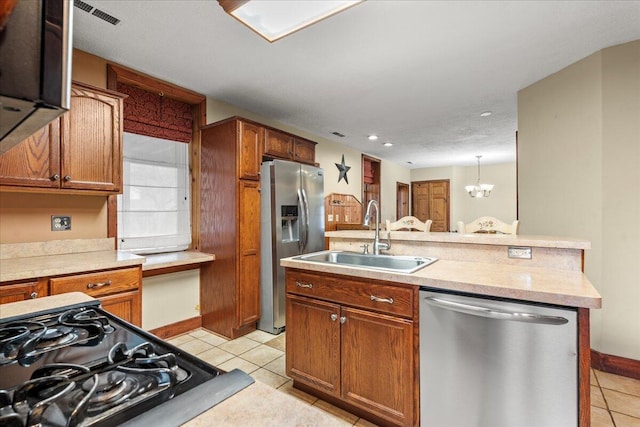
[293,250,437,274]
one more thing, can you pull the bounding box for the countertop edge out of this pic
[325,231,591,250]
[281,258,602,309]
[141,251,214,271]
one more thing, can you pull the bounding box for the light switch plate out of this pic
[508,246,532,259]
[51,215,71,231]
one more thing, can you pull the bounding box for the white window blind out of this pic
[117,132,191,254]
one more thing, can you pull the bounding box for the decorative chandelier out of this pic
[465,155,494,198]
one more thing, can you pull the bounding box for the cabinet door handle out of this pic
[339,316,346,324]
[63,175,71,182]
[370,295,394,304]
[87,280,112,289]
[30,292,38,299]
[50,174,60,181]
[330,313,338,322]
[296,281,313,289]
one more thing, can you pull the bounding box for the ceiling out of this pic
[72,1,640,168]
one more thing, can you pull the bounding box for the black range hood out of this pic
[0,0,73,154]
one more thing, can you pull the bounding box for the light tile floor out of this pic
[168,328,640,426]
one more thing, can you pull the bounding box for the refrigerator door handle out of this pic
[423,296,569,325]
[300,188,310,252]
[297,189,306,253]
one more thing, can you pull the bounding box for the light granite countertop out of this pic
[0,238,214,282]
[281,256,602,309]
[0,250,145,282]
[326,230,591,249]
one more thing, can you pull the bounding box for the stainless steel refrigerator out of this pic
[258,160,325,334]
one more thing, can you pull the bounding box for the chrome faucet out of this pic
[363,200,390,255]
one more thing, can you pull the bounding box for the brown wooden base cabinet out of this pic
[0,266,142,326]
[285,269,417,427]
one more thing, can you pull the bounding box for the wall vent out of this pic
[331,131,346,138]
[74,0,121,26]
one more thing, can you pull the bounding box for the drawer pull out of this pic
[296,281,313,289]
[370,295,394,304]
[340,316,346,324]
[30,292,38,299]
[330,313,338,321]
[87,280,112,289]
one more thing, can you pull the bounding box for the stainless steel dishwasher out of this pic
[419,288,578,427]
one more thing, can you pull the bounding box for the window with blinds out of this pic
[117,132,191,254]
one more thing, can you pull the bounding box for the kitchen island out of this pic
[281,231,601,427]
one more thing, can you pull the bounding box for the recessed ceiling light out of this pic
[480,111,492,117]
[383,142,393,147]
[368,135,378,141]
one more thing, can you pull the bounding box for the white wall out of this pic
[142,269,200,330]
[518,40,640,360]
[410,163,517,230]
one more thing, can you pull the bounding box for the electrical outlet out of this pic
[328,214,334,222]
[51,216,71,231]
[195,304,200,312]
[508,246,532,259]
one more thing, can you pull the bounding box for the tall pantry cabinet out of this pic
[199,118,262,339]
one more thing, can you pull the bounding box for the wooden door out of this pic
[412,180,450,231]
[286,294,341,396]
[341,306,414,426]
[237,179,261,327]
[0,121,61,188]
[61,84,123,192]
[239,121,262,180]
[396,182,409,219]
[362,155,381,208]
[428,180,449,232]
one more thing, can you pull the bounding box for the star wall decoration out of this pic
[335,154,351,184]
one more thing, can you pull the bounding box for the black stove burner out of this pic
[0,342,187,427]
[0,308,114,367]
[0,302,243,427]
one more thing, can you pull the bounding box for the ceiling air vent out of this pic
[74,0,93,13]
[331,131,346,138]
[91,8,121,25]
[74,0,121,25]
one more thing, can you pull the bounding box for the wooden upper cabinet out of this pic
[61,83,124,192]
[264,128,293,159]
[0,121,61,188]
[238,121,263,181]
[0,82,124,194]
[293,138,316,164]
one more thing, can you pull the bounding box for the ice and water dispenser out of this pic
[281,205,299,243]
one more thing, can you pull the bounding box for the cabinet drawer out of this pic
[50,267,140,298]
[286,270,413,318]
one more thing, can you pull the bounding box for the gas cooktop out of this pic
[0,301,253,427]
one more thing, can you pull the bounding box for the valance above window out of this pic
[117,82,192,143]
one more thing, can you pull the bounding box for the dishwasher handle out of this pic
[423,296,569,325]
